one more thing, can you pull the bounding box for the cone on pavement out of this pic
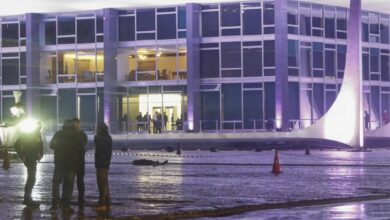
[2,147,10,170]
[271,150,281,175]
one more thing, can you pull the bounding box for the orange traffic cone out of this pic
[271,150,281,175]
[2,147,10,170]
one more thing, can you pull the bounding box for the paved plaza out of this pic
[1,149,390,219]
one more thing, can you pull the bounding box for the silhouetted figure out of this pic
[383,110,389,126]
[15,122,43,207]
[50,119,84,214]
[72,117,88,208]
[94,123,112,210]
[136,112,143,131]
[122,113,128,131]
[176,117,183,130]
[163,112,168,130]
[364,111,370,130]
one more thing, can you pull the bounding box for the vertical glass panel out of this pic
[325,90,336,112]
[380,18,389,44]
[58,89,76,123]
[370,48,379,73]
[136,9,155,31]
[201,91,220,130]
[96,16,103,34]
[362,15,369,42]
[58,50,77,80]
[200,49,219,78]
[300,7,311,36]
[20,52,26,76]
[45,21,57,45]
[312,5,323,28]
[337,45,346,78]
[39,96,57,128]
[118,16,135,41]
[243,47,262,77]
[263,2,274,25]
[288,40,299,67]
[381,55,390,82]
[137,48,156,81]
[313,42,323,69]
[177,47,187,79]
[97,88,104,122]
[40,52,57,84]
[2,23,19,47]
[264,82,275,121]
[2,58,19,85]
[325,50,335,77]
[19,21,26,38]
[371,86,380,123]
[244,90,263,129]
[157,14,176,39]
[77,19,95,43]
[2,97,13,121]
[300,47,312,77]
[76,50,98,83]
[202,11,219,37]
[288,82,300,121]
[78,95,96,130]
[58,16,75,35]
[369,13,379,35]
[221,3,241,27]
[336,9,347,31]
[243,9,261,35]
[288,1,298,25]
[157,47,177,80]
[381,93,390,127]
[128,87,147,131]
[325,9,335,38]
[221,42,241,68]
[222,84,242,129]
[264,40,275,67]
[178,6,186,29]
[363,53,369,80]
[313,83,324,117]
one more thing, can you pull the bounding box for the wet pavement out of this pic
[1,149,390,219]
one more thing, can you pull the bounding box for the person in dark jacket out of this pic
[14,122,43,207]
[50,119,84,213]
[94,122,112,210]
[72,117,88,208]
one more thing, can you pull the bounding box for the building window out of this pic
[2,57,19,85]
[136,9,155,32]
[221,42,241,77]
[263,40,275,68]
[157,14,176,39]
[58,16,76,44]
[200,45,219,78]
[243,88,263,129]
[118,16,135,41]
[45,21,56,45]
[243,8,261,35]
[325,7,335,39]
[77,19,95,43]
[243,46,262,77]
[222,83,242,129]
[288,40,299,76]
[2,23,19,47]
[381,54,390,81]
[380,15,389,44]
[300,5,311,36]
[336,8,347,39]
[202,11,219,37]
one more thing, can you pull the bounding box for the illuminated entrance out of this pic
[122,86,187,132]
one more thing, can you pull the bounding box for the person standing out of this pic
[72,117,88,208]
[364,111,370,130]
[50,119,83,213]
[94,122,113,210]
[15,122,43,207]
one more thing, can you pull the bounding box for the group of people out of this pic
[135,112,169,133]
[363,109,390,130]
[15,117,113,214]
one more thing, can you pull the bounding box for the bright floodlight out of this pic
[18,118,40,133]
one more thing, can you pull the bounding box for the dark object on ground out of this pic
[132,159,168,167]
[210,147,218,152]
[120,147,128,152]
[166,146,174,152]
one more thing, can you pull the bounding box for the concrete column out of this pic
[103,9,119,131]
[274,0,289,131]
[25,13,41,118]
[185,3,201,132]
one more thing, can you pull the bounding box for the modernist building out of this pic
[0,0,389,134]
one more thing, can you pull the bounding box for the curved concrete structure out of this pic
[291,0,363,148]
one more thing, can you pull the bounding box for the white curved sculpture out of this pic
[291,0,363,148]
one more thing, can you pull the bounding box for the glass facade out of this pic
[0,0,387,134]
